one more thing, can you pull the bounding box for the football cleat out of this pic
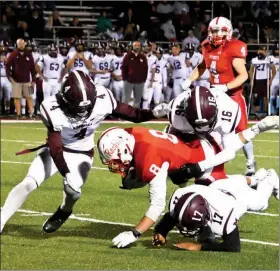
[245,160,256,176]
[42,207,72,233]
[267,169,279,200]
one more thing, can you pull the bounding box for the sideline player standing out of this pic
[181,17,255,175]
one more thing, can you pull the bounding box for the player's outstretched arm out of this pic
[181,59,206,90]
[112,101,170,123]
[112,162,169,248]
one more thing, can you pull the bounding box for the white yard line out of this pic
[1,160,278,218]
[16,209,279,247]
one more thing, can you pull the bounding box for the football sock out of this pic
[242,141,255,165]
[0,176,37,232]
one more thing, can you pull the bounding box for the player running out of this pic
[0,71,169,234]
[181,17,254,175]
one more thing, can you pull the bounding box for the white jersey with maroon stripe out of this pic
[169,184,246,236]
[40,85,117,151]
[167,88,240,136]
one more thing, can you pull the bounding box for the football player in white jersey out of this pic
[168,43,188,99]
[142,41,157,109]
[153,167,279,252]
[111,43,125,101]
[66,39,93,75]
[249,46,276,114]
[269,44,279,115]
[0,41,11,114]
[0,70,169,234]
[91,42,113,88]
[36,44,65,99]
[185,43,210,88]
[143,47,167,109]
[155,86,278,181]
[59,41,70,63]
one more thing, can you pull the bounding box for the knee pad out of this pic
[64,183,81,202]
[22,175,38,193]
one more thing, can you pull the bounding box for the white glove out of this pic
[64,173,82,193]
[181,78,192,91]
[211,84,228,92]
[112,231,138,248]
[253,116,279,133]
[152,103,170,118]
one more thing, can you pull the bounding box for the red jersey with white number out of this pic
[201,39,247,96]
[125,127,226,184]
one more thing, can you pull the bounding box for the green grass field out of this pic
[1,121,279,270]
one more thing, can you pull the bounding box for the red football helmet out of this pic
[208,16,233,47]
[172,192,210,235]
[56,70,97,120]
[184,86,218,134]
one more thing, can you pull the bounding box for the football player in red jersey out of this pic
[181,16,255,176]
[97,117,278,248]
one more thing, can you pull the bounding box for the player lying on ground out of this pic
[181,16,255,176]
[0,70,169,234]
[97,116,278,248]
[154,86,279,183]
[153,169,279,252]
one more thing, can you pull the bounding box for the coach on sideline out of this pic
[6,39,36,119]
[121,41,148,108]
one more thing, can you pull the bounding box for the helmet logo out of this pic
[104,138,123,156]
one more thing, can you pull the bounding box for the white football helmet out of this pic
[208,16,233,46]
[97,127,135,177]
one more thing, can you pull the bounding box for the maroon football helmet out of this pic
[56,71,97,120]
[184,86,218,134]
[172,192,210,235]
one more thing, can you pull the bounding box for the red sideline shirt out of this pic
[121,51,148,84]
[6,50,36,83]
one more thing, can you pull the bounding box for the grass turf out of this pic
[1,122,279,270]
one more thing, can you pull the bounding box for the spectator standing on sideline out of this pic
[5,39,36,120]
[121,41,148,108]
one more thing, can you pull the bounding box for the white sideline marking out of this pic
[16,209,279,247]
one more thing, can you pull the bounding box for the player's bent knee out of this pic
[22,175,38,193]
[64,183,81,201]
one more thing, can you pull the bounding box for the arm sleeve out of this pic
[201,227,241,252]
[112,102,155,123]
[40,104,70,177]
[154,212,177,238]
[145,162,169,222]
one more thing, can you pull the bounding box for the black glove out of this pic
[169,163,202,185]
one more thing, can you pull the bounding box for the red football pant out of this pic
[230,94,248,133]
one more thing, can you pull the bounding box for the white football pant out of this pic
[94,77,111,88]
[172,78,185,99]
[43,79,61,100]
[111,80,124,102]
[0,77,11,102]
[142,81,162,109]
